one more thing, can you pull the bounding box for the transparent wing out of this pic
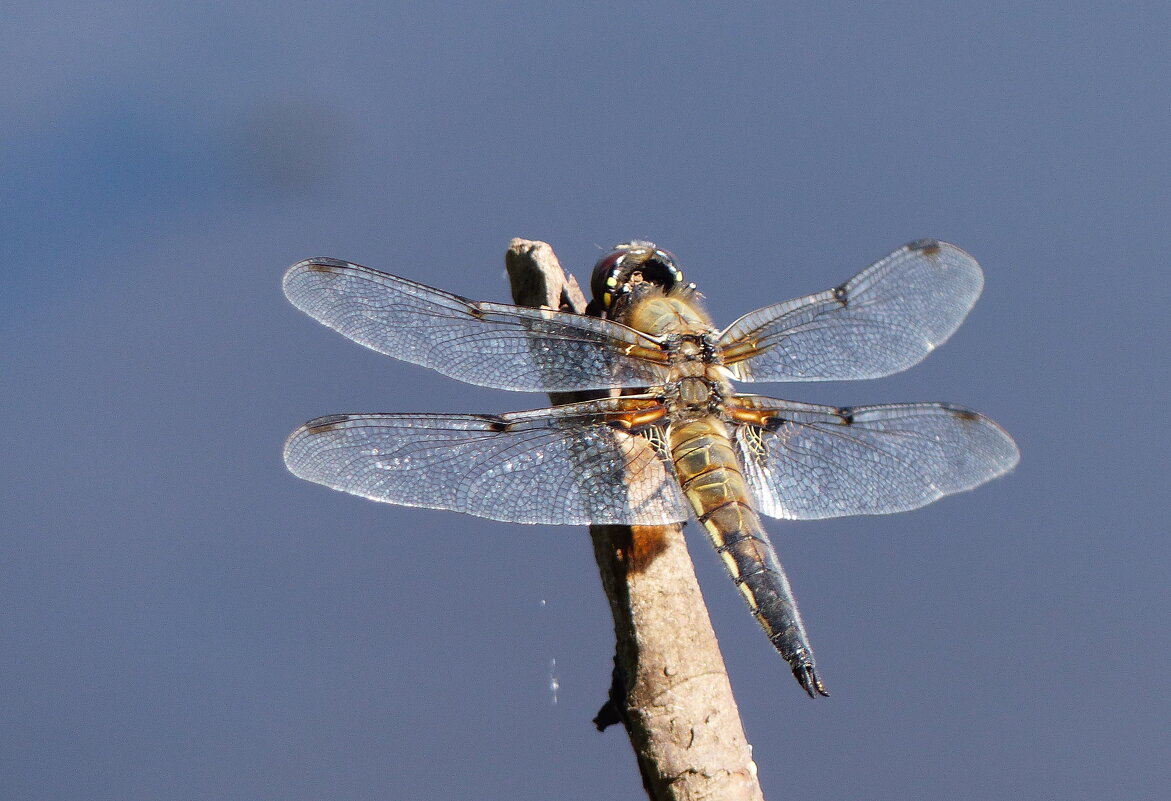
[730,396,1019,520]
[283,399,688,526]
[719,241,984,382]
[283,258,669,392]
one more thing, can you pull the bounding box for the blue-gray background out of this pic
[3,3,1166,799]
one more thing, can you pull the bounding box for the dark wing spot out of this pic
[836,407,855,425]
[763,415,788,432]
[467,304,485,320]
[832,284,849,306]
[908,239,942,257]
[307,414,351,433]
[946,405,982,422]
[485,417,510,432]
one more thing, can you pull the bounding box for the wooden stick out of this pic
[505,238,766,801]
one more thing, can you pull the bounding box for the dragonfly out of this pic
[282,239,1019,697]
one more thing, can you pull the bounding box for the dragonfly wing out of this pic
[720,241,984,382]
[731,396,1019,520]
[283,399,688,526]
[284,259,668,392]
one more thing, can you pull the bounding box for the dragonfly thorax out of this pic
[623,294,715,338]
[656,335,733,418]
[664,374,728,418]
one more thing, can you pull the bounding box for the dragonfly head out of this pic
[587,241,690,318]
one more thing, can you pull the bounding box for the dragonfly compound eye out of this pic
[589,241,685,313]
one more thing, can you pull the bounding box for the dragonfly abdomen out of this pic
[670,418,829,697]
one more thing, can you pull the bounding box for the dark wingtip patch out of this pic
[948,406,982,422]
[908,239,943,257]
[307,414,351,433]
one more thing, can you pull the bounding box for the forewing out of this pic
[731,396,1019,520]
[720,241,984,382]
[283,259,668,392]
[283,400,688,526]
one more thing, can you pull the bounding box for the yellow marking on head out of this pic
[605,275,617,287]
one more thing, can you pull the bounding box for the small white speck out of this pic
[548,658,559,705]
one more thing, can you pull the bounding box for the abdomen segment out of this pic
[670,418,829,697]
